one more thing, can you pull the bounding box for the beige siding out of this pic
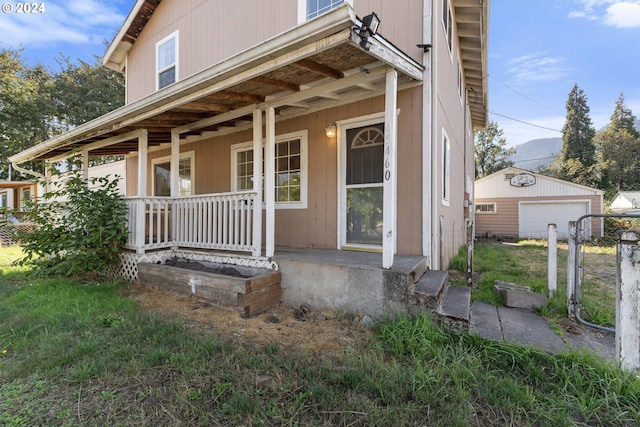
[126,0,297,103]
[126,88,424,255]
[475,195,603,239]
[125,0,425,104]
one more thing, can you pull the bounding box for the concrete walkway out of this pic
[471,301,616,363]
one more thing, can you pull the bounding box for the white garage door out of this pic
[519,201,589,239]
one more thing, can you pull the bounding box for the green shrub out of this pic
[16,170,128,276]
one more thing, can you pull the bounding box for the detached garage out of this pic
[474,167,604,240]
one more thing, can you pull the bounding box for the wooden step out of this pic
[437,284,472,331]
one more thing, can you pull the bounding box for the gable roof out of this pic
[103,0,162,72]
[475,166,604,198]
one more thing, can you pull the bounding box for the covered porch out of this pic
[9,5,423,275]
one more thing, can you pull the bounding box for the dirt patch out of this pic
[126,283,372,358]
[163,258,250,278]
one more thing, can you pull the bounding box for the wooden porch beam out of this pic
[251,76,300,92]
[293,58,344,79]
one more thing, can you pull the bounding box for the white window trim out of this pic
[231,130,308,209]
[298,0,352,23]
[442,129,450,206]
[475,202,496,214]
[442,0,454,59]
[155,30,179,91]
[151,150,194,196]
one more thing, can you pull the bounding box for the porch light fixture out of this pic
[325,124,337,138]
[358,12,380,50]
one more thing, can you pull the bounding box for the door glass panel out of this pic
[346,187,383,245]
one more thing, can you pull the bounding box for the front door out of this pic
[344,123,385,248]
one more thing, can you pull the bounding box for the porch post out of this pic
[80,149,89,181]
[265,107,276,257]
[170,130,180,198]
[135,130,148,254]
[137,130,148,197]
[383,68,398,269]
[252,109,263,257]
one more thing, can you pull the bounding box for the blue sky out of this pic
[490,0,640,146]
[1,0,639,148]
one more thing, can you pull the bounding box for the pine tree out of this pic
[558,84,596,186]
[595,92,640,194]
[609,92,639,138]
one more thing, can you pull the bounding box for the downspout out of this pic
[11,161,45,180]
[422,0,434,268]
[430,0,440,270]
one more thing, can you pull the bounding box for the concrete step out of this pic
[410,270,448,311]
[437,284,472,331]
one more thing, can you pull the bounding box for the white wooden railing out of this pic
[124,191,259,255]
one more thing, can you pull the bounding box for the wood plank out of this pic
[239,284,281,317]
[247,271,282,292]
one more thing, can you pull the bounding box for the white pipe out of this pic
[422,0,434,267]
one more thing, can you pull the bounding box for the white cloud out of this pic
[0,0,125,48]
[605,2,640,27]
[506,53,571,86]
[569,0,640,27]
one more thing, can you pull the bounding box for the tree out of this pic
[0,48,56,179]
[595,93,640,194]
[53,55,125,128]
[474,121,515,178]
[556,84,597,186]
[609,92,639,138]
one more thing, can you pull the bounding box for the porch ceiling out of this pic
[11,6,423,164]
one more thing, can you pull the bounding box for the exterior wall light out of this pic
[325,124,337,138]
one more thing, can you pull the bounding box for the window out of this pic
[442,0,453,53]
[156,31,178,90]
[300,0,348,21]
[152,153,193,196]
[476,203,496,214]
[232,131,308,209]
[457,62,463,98]
[442,130,450,205]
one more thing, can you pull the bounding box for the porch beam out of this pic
[252,109,263,257]
[170,130,180,198]
[174,104,258,134]
[265,107,276,258]
[46,129,150,163]
[383,68,398,269]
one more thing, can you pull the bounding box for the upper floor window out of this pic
[300,0,349,22]
[442,0,453,53]
[442,130,450,205]
[156,31,178,90]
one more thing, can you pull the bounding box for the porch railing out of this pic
[124,191,259,255]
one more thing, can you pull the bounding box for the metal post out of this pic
[548,223,557,298]
[567,221,577,318]
[616,230,640,372]
[466,219,474,286]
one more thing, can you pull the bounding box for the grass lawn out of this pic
[2,246,640,426]
[470,240,617,328]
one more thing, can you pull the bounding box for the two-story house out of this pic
[9,0,488,315]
